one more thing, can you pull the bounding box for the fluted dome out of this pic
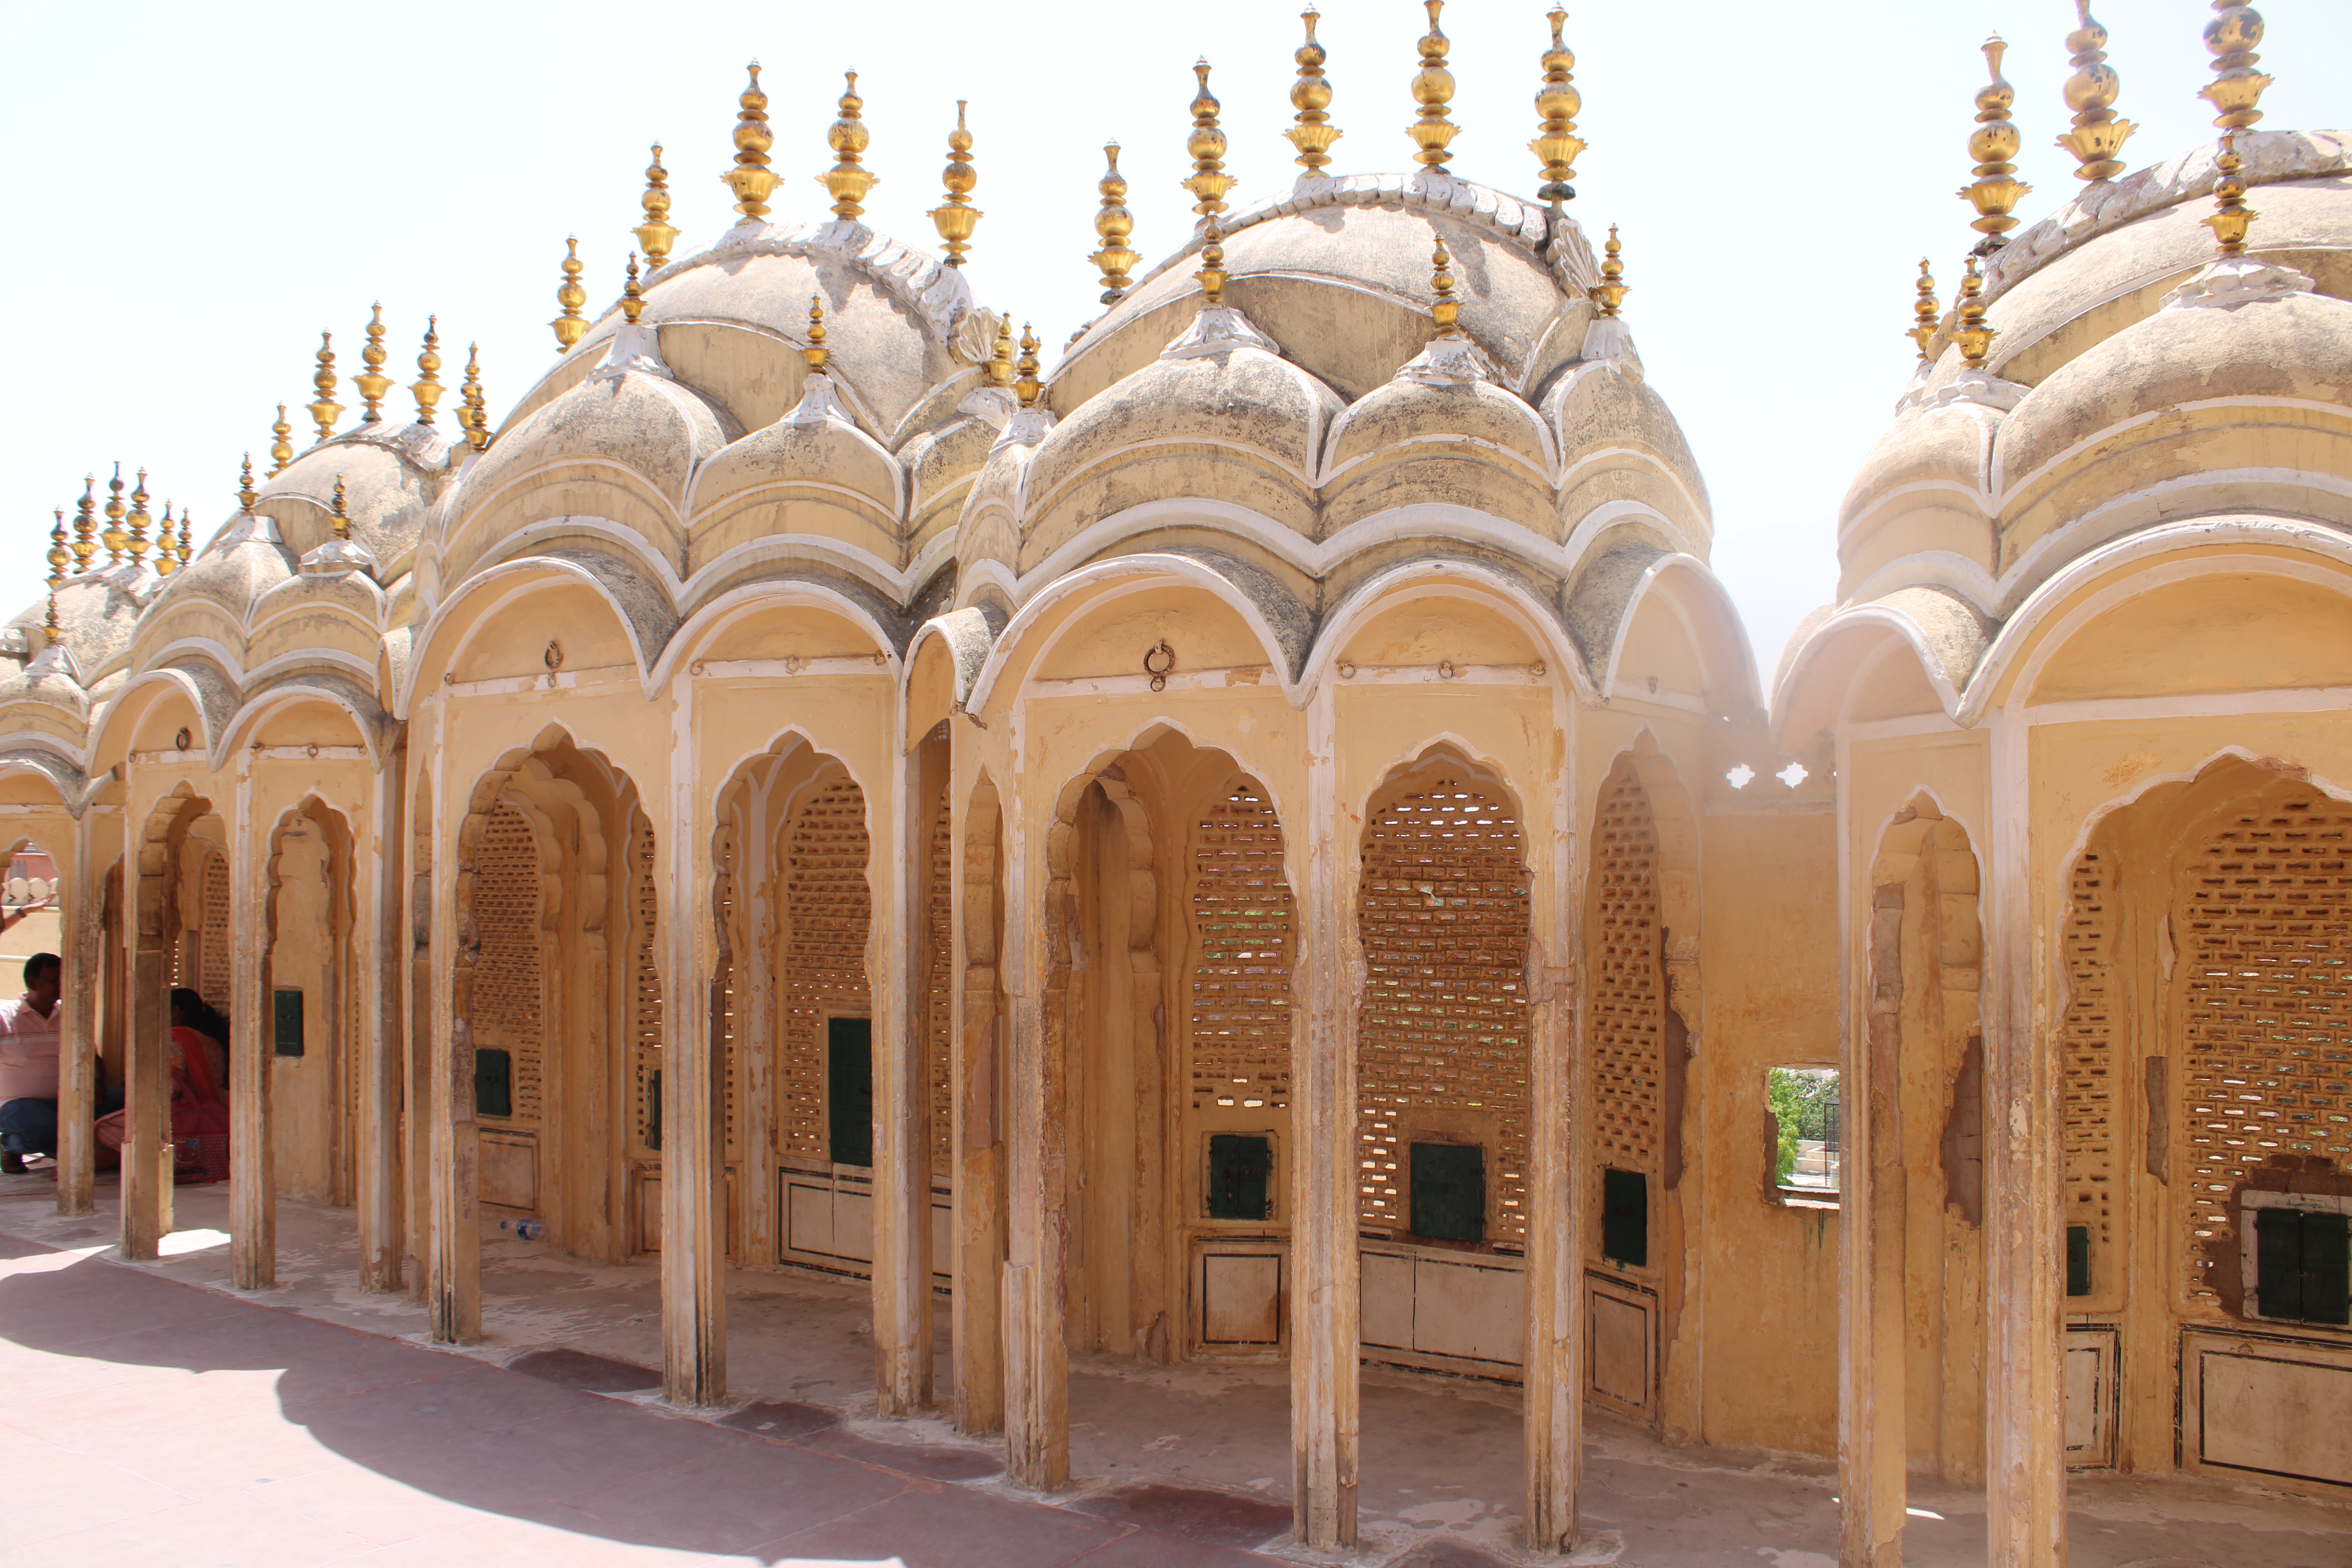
[260,433,443,580]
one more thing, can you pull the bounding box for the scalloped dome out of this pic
[1539,360,1713,555]
[260,436,441,578]
[1322,374,1554,532]
[686,392,907,566]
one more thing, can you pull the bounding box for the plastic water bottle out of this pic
[499,1218,548,1241]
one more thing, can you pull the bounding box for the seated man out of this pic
[0,953,63,1174]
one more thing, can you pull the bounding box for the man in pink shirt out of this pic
[0,953,64,1174]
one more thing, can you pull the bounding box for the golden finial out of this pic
[178,503,193,567]
[635,143,679,272]
[100,465,128,566]
[986,314,1014,389]
[1287,9,1340,175]
[2056,2,2136,181]
[355,303,393,422]
[2200,2,2272,131]
[1014,324,1042,410]
[330,476,351,542]
[152,505,174,576]
[1960,35,2031,253]
[269,404,294,476]
[1408,0,1459,171]
[821,71,878,223]
[461,344,491,453]
[46,508,70,604]
[1951,255,1997,368]
[551,238,588,352]
[411,316,444,425]
[1183,61,1234,306]
[931,102,981,266]
[126,469,152,569]
[621,252,646,326]
[70,477,97,573]
[1908,259,1939,359]
[1592,225,1628,317]
[238,454,259,517]
[1090,142,1140,305]
[723,63,779,221]
[307,332,343,441]
[1429,241,1462,336]
[804,292,829,373]
[2205,131,2260,256]
[1530,6,1583,204]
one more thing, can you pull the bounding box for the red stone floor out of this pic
[0,1228,1285,1567]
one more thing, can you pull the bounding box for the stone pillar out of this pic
[229,768,276,1290]
[1522,903,1584,1545]
[1290,689,1359,1549]
[122,796,172,1260]
[1982,716,2064,1566]
[428,722,480,1343]
[358,750,407,1291]
[1000,756,1068,1490]
[872,722,934,1416]
[1841,880,1908,1568]
[662,680,726,1405]
[56,813,99,1216]
[952,779,1006,1435]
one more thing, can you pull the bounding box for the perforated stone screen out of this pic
[2062,851,2117,1267]
[1189,782,1293,1113]
[781,774,871,1160]
[1590,770,1663,1177]
[926,786,955,1180]
[473,801,546,1125]
[192,851,231,1012]
[1356,774,1530,1244]
[2178,798,2352,1307]
[629,824,663,1154]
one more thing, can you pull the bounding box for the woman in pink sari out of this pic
[95,989,231,1182]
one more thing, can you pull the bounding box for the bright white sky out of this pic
[4,0,2343,682]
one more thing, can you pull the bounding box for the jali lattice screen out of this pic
[2061,851,2118,1269]
[781,774,872,1160]
[473,800,546,1125]
[1189,781,1294,1113]
[1356,773,1530,1244]
[1589,769,1664,1181]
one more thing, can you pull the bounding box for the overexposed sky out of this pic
[4,0,2344,680]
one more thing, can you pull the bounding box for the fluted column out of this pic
[661,675,726,1405]
[426,707,480,1343]
[1523,759,1585,1553]
[1841,876,1908,1568]
[871,716,934,1416]
[229,762,275,1290]
[357,748,407,1291]
[1000,749,1068,1489]
[56,813,99,1216]
[122,782,171,1260]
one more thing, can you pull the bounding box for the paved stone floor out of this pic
[2,1172,2346,1566]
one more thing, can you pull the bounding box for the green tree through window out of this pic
[1768,1067,1840,1189]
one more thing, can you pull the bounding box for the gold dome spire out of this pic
[461,344,491,453]
[621,252,646,325]
[175,504,194,572]
[70,477,97,573]
[1286,8,1340,176]
[1530,6,1583,205]
[411,316,445,425]
[1408,0,1459,171]
[1951,254,1997,368]
[551,237,588,352]
[1592,225,1629,317]
[330,476,351,542]
[1960,35,2031,253]
[1014,324,1042,410]
[125,469,152,570]
[355,303,393,422]
[1089,142,1140,305]
[100,465,128,566]
[804,293,829,373]
[153,505,176,576]
[1907,259,1939,359]
[822,71,878,222]
[307,332,344,442]
[1429,241,1462,337]
[1183,61,1234,306]
[635,143,680,273]
[2200,2,2272,131]
[269,404,294,477]
[43,510,65,639]
[986,314,1014,389]
[724,63,780,221]
[238,454,259,518]
[2056,2,2136,181]
[931,102,981,267]
[2204,131,2261,256]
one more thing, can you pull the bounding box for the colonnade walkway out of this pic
[2,1175,2343,1567]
